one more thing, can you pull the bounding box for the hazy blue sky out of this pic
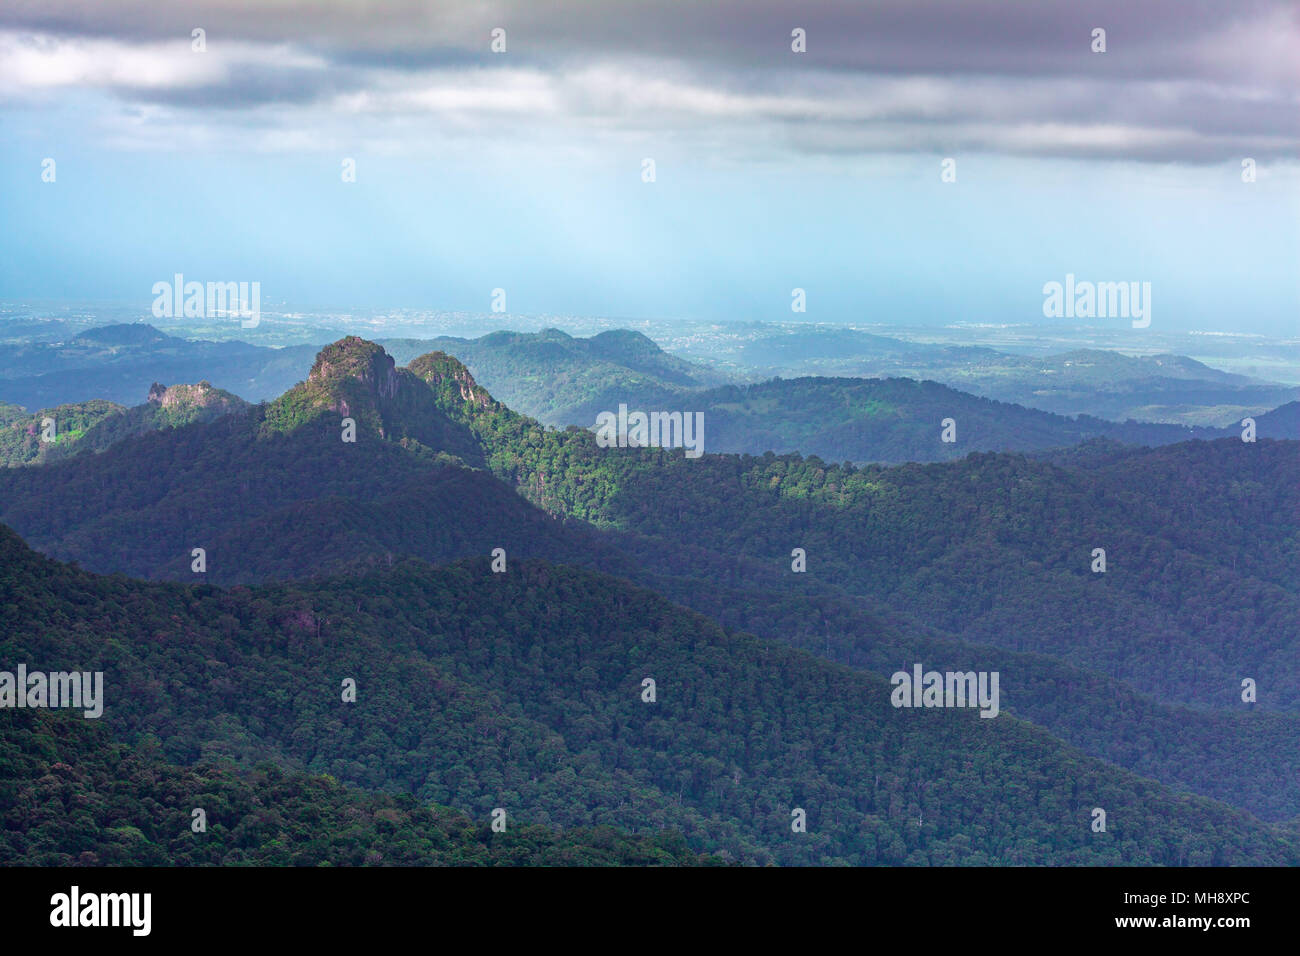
[1,1,1297,334]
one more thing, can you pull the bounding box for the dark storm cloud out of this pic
[1,0,1295,161]
[1,0,1285,77]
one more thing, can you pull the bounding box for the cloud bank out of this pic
[1,0,1296,162]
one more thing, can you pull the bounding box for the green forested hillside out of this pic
[1,338,1297,838]
[0,399,125,466]
[457,391,1300,712]
[0,383,247,467]
[0,528,1293,865]
[0,711,709,866]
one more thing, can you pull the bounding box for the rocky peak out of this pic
[407,351,494,410]
[307,337,401,415]
[145,381,232,410]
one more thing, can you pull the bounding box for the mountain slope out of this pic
[692,376,1212,463]
[2,339,1298,824]
[0,710,712,866]
[0,527,1293,865]
[0,398,125,466]
[0,382,247,467]
[1249,400,1299,439]
[479,415,1300,712]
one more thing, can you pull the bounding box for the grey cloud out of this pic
[1,0,1295,162]
[129,64,363,109]
[3,0,1288,81]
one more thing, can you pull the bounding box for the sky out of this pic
[0,0,1297,334]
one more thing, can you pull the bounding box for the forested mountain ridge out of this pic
[473,405,1300,713]
[383,345,1294,714]
[381,329,1229,462]
[5,323,1290,465]
[1,337,1297,826]
[1251,400,1300,439]
[684,376,1214,463]
[0,382,247,467]
[1,526,1294,865]
[380,325,1298,433]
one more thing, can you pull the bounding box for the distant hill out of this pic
[686,376,1212,463]
[376,328,1280,459]
[940,349,1299,425]
[734,327,924,365]
[7,321,1290,448]
[380,327,728,426]
[1249,400,1299,439]
[0,322,317,409]
[694,327,1300,426]
[0,318,77,343]
[73,322,171,346]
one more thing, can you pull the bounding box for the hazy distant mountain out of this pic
[1249,400,1300,439]
[692,376,1213,463]
[0,318,78,343]
[733,327,925,365]
[933,349,1299,425]
[381,325,1296,433]
[4,321,1291,441]
[74,323,172,347]
[697,328,1299,426]
[380,327,729,425]
[0,322,317,409]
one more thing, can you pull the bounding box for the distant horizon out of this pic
[1,297,1295,340]
[3,1,1297,336]
[4,295,1300,388]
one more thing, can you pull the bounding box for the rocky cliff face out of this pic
[306,337,402,418]
[146,380,241,413]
